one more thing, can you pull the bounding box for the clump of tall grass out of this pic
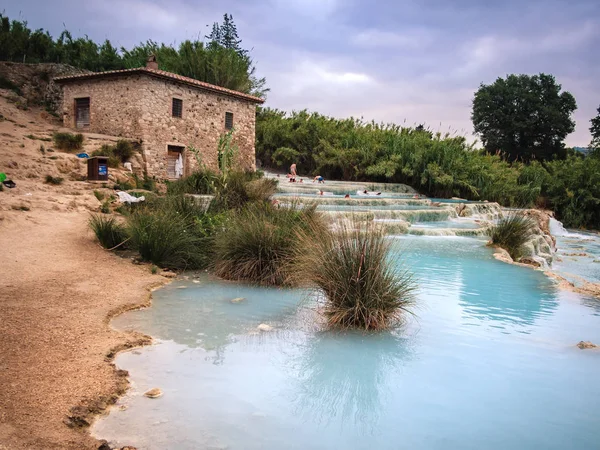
[294,219,416,331]
[167,169,277,211]
[166,169,214,196]
[89,214,128,249]
[91,144,120,168]
[489,213,536,260]
[45,175,63,185]
[213,202,323,285]
[127,197,212,270]
[52,132,84,151]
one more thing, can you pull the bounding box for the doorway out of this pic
[167,145,185,179]
[75,97,90,128]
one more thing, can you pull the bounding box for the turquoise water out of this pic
[95,236,600,450]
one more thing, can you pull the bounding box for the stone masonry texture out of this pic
[60,73,257,178]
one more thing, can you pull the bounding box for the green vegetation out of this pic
[113,140,135,163]
[294,219,415,330]
[127,197,212,270]
[472,74,576,161]
[0,74,21,95]
[26,134,51,141]
[213,202,323,286]
[93,190,105,201]
[489,214,536,260]
[590,105,600,151]
[44,175,63,185]
[150,265,159,275]
[0,13,267,97]
[544,155,600,228]
[100,201,111,214]
[52,132,83,151]
[256,108,599,229]
[89,214,128,249]
[11,204,30,211]
[90,140,138,169]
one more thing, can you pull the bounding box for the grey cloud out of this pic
[3,0,599,145]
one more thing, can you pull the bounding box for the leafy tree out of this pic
[590,105,600,151]
[472,74,577,161]
[0,13,268,97]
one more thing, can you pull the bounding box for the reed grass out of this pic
[294,218,416,330]
[89,214,128,249]
[213,202,323,285]
[52,132,84,151]
[489,213,536,260]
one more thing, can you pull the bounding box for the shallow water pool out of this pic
[96,237,600,450]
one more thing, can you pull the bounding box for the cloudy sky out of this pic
[5,0,599,146]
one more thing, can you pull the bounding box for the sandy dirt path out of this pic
[0,210,164,449]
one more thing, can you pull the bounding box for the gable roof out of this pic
[54,67,264,104]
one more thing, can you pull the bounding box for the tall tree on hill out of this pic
[471,73,577,161]
[206,14,244,54]
[590,105,600,153]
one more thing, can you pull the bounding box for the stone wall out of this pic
[61,76,145,139]
[60,73,257,179]
[137,76,256,176]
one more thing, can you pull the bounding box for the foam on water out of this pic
[95,236,600,450]
[549,218,600,285]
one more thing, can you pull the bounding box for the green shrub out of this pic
[52,132,84,151]
[0,75,22,95]
[166,169,215,196]
[93,190,105,201]
[211,170,273,211]
[113,180,134,190]
[133,173,156,192]
[489,213,536,260]
[89,214,128,249]
[45,175,64,185]
[100,201,111,214]
[91,145,120,168]
[113,140,134,163]
[127,202,207,270]
[294,219,416,330]
[213,202,324,286]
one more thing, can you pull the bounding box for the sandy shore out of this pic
[0,210,165,449]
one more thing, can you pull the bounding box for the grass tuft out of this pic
[45,175,64,185]
[294,218,416,330]
[489,213,536,260]
[127,197,212,270]
[213,202,324,286]
[52,132,84,152]
[89,214,128,249]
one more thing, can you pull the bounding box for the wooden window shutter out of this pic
[75,97,90,128]
[172,98,183,118]
[225,111,234,130]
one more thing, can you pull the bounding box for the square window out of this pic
[225,112,234,130]
[172,98,183,118]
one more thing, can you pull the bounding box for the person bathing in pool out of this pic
[313,175,324,183]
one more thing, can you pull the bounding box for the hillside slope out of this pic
[0,88,164,450]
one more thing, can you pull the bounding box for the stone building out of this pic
[55,57,264,178]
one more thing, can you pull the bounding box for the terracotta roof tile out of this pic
[54,67,264,104]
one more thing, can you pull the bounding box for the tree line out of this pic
[256,75,600,229]
[0,13,267,97]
